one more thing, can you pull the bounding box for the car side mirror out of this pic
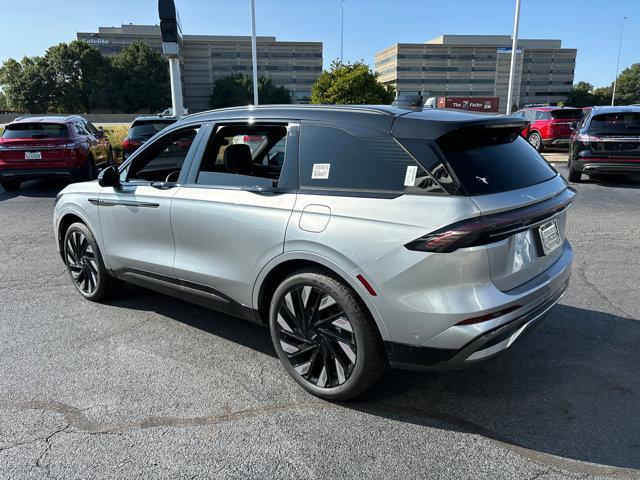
[98,165,120,189]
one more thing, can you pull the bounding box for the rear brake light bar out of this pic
[405,188,575,253]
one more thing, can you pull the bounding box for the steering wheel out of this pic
[165,171,180,183]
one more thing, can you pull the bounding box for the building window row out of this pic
[397,66,495,72]
[211,51,322,59]
[398,53,497,60]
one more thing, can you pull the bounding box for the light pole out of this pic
[506,0,522,115]
[250,0,259,105]
[611,16,627,106]
[340,0,346,62]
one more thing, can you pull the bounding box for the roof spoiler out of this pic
[391,112,529,140]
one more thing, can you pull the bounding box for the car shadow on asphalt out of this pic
[582,174,640,189]
[0,179,65,201]
[348,304,640,471]
[107,287,640,471]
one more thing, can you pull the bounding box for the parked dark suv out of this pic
[0,116,113,191]
[121,115,178,159]
[567,105,640,182]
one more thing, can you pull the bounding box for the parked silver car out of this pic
[54,105,574,399]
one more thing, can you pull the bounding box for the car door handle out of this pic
[151,182,178,190]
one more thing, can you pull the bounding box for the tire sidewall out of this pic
[63,223,107,301]
[269,272,373,400]
[528,132,542,151]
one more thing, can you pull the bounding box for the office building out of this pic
[375,35,577,112]
[77,24,323,111]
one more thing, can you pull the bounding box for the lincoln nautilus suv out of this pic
[54,105,574,399]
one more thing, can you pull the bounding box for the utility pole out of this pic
[340,0,345,62]
[611,16,627,106]
[250,0,259,105]
[158,0,185,115]
[506,0,521,115]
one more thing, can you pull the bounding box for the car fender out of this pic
[252,249,392,342]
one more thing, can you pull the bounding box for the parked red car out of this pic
[512,107,583,152]
[0,116,113,191]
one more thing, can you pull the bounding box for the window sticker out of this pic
[311,163,331,179]
[404,165,418,187]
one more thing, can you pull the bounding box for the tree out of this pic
[209,74,292,108]
[567,81,595,108]
[592,86,612,106]
[44,41,113,113]
[110,41,171,113]
[310,60,395,105]
[0,56,56,113]
[613,63,640,105]
[0,91,8,112]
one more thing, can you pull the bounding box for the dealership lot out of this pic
[0,167,638,479]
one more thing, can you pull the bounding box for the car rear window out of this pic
[299,124,444,194]
[2,123,68,139]
[589,113,640,134]
[550,109,582,120]
[129,121,175,139]
[434,126,557,195]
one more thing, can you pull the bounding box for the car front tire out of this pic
[269,269,387,400]
[63,222,121,301]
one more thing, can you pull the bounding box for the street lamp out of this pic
[611,16,628,106]
[505,0,522,115]
[250,0,259,105]
[340,0,346,62]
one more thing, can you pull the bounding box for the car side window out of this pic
[524,110,536,122]
[75,122,89,136]
[125,127,198,183]
[194,124,288,189]
[84,121,100,136]
[535,111,549,120]
[299,124,443,194]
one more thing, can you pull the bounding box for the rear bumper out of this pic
[542,138,570,148]
[0,166,84,181]
[574,158,640,175]
[385,240,573,371]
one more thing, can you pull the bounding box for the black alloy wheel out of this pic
[63,222,121,301]
[275,285,357,388]
[269,269,387,400]
[65,230,99,295]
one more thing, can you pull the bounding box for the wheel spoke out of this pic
[279,300,304,334]
[276,284,357,389]
[318,327,355,348]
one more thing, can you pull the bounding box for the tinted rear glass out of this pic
[436,126,556,195]
[589,113,640,134]
[300,124,443,194]
[2,123,68,139]
[550,109,582,120]
[129,121,175,139]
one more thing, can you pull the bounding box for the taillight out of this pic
[576,133,602,143]
[122,139,141,152]
[405,188,574,253]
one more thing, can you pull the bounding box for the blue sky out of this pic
[1,0,638,88]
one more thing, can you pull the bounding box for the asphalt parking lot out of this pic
[0,165,639,480]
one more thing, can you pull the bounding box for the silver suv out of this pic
[54,105,574,399]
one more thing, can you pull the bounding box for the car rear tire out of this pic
[0,179,21,191]
[63,222,122,301]
[568,161,582,183]
[269,269,387,400]
[82,156,96,181]
[528,132,543,152]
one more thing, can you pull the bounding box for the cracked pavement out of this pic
[0,169,639,479]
